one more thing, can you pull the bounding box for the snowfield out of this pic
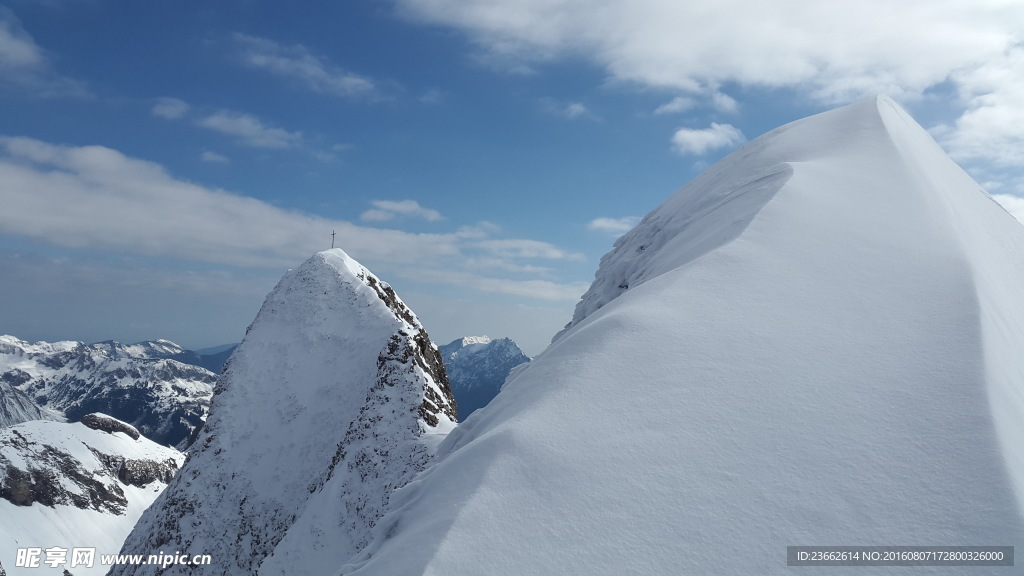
[340,96,1024,575]
[0,419,183,576]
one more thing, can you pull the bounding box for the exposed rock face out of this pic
[80,412,141,440]
[0,336,215,448]
[440,336,530,419]
[112,249,457,575]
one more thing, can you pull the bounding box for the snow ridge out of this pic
[112,249,456,575]
[342,96,1024,575]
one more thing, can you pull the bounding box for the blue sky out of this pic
[1,0,1023,356]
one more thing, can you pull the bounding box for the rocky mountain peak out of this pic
[111,249,456,575]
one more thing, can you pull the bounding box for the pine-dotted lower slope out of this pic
[112,249,456,576]
[342,97,1024,575]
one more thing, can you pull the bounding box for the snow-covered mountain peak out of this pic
[114,249,456,575]
[440,336,530,420]
[556,95,938,340]
[459,335,492,346]
[345,97,1024,574]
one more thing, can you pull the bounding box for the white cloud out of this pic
[0,8,43,71]
[360,199,444,222]
[152,97,190,120]
[408,267,588,301]
[711,92,739,114]
[588,216,640,235]
[232,33,377,99]
[0,7,88,96]
[394,0,1024,170]
[0,136,449,269]
[941,45,1024,166]
[396,0,1022,98]
[197,110,303,149]
[671,122,745,155]
[0,136,584,303]
[201,151,230,163]
[993,194,1024,224]
[564,102,590,119]
[654,96,696,115]
[476,239,584,261]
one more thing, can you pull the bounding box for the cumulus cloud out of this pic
[0,136,582,302]
[232,33,377,99]
[394,0,1024,169]
[654,96,696,115]
[941,45,1024,166]
[360,199,444,222]
[711,92,739,114]
[395,0,1021,97]
[0,7,88,96]
[197,110,304,149]
[671,123,745,155]
[152,97,190,120]
[588,216,641,235]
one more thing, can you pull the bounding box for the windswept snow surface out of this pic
[343,97,1024,575]
[113,249,456,575]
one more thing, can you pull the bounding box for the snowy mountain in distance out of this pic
[0,379,61,428]
[0,414,183,576]
[340,96,1024,575]
[0,336,215,448]
[112,249,457,576]
[440,336,530,419]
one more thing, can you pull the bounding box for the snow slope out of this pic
[0,416,183,576]
[113,249,456,575]
[342,96,1024,575]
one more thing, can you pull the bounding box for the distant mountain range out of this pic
[0,336,216,448]
[439,336,530,419]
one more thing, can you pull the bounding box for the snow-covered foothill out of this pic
[112,249,457,575]
[0,417,183,576]
[341,96,1024,575]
